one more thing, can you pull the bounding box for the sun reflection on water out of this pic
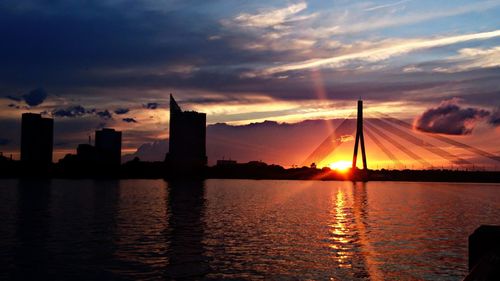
[329,190,353,268]
[352,182,384,281]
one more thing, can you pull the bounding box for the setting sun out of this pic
[329,160,352,172]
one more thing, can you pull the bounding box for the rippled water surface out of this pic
[1,179,499,280]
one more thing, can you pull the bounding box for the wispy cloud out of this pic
[219,0,500,71]
[231,2,312,28]
[257,30,500,75]
[432,47,500,73]
[220,2,319,54]
[318,0,500,36]
[364,0,412,12]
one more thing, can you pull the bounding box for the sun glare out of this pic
[329,160,352,172]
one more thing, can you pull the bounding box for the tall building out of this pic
[21,113,53,165]
[166,94,207,170]
[95,128,122,166]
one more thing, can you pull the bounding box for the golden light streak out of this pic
[310,69,336,135]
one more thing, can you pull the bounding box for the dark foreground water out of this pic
[0,179,499,280]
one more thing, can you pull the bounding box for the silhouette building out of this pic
[95,128,122,166]
[166,94,207,170]
[21,113,53,166]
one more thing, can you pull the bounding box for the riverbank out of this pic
[1,159,499,182]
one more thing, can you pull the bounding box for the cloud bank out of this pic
[51,105,113,120]
[414,99,490,135]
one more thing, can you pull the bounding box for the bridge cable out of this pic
[364,121,431,168]
[373,112,500,163]
[364,125,403,168]
[369,118,471,165]
[302,113,356,166]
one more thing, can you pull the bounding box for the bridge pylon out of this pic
[352,100,367,170]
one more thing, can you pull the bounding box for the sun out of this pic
[329,160,352,172]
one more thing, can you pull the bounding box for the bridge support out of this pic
[352,100,367,170]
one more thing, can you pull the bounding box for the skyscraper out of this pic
[95,128,122,167]
[166,94,207,170]
[21,113,53,166]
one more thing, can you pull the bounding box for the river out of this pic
[0,179,499,280]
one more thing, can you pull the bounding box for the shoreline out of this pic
[2,160,499,183]
[1,173,499,184]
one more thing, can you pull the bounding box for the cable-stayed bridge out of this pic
[303,100,500,171]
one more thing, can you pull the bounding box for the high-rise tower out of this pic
[352,100,367,170]
[95,128,122,167]
[165,94,207,170]
[21,113,53,166]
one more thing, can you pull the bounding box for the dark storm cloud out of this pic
[0,0,309,106]
[0,0,260,87]
[51,65,497,105]
[414,99,490,135]
[122,118,138,123]
[144,103,159,109]
[114,108,130,115]
[23,88,48,106]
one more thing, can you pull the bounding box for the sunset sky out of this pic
[0,0,499,168]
